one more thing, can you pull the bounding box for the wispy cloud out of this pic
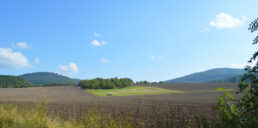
[59,62,79,73]
[101,58,110,63]
[209,13,246,29]
[12,42,30,49]
[150,56,155,59]
[91,40,107,46]
[94,33,102,38]
[201,27,210,32]
[34,57,40,64]
[0,48,29,68]
[150,55,163,60]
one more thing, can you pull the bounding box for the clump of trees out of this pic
[0,75,32,88]
[79,78,133,89]
[136,81,150,85]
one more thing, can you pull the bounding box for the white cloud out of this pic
[201,28,210,32]
[209,13,246,29]
[101,41,107,45]
[94,33,102,38]
[34,57,40,64]
[91,40,107,46]
[150,56,156,59]
[0,48,29,68]
[12,42,29,49]
[150,55,163,60]
[59,62,79,73]
[101,58,110,63]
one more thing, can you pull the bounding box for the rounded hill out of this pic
[19,72,80,85]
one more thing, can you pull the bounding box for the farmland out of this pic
[87,86,185,96]
[0,83,239,125]
[0,83,238,104]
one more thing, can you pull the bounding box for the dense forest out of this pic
[79,78,133,89]
[0,75,32,88]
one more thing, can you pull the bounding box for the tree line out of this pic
[79,78,133,89]
[0,75,32,88]
[0,75,76,88]
[0,75,134,89]
[43,83,73,87]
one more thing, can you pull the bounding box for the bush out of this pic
[215,18,258,128]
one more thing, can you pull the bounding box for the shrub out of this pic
[215,18,258,128]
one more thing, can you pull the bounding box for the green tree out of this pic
[0,75,32,88]
[216,18,258,128]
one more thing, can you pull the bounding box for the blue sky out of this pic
[0,0,257,81]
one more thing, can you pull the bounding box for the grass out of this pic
[0,101,223,128]
[0,102,134,128]
[87,86,185,96]
[87,86,236,96]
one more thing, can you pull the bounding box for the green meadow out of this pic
[87,86,185,96]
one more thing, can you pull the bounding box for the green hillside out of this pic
[209,75,242,83]
[165,68,246,83]
[20,72,80,85]
[0,75,32,88]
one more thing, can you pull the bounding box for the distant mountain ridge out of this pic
[20,72,80,85]
[165,68,246,83]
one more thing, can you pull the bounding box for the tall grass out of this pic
[0,102,133,128]
[0,101,232,128]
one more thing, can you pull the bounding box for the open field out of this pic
[0,83,240,127]
[87,86,185,96]
[0,83,239,104]
[87,85,236,96]
[0,83,239,115]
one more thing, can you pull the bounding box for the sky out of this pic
[0,0,257,82]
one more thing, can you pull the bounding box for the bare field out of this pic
[0,83,239,122]
[0,83,238,104]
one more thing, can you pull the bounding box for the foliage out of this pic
[43,83,71,87]
[136,81,150,84]
[20,72,80,85]
[0,75,77,88]
[79,77,133,89]
[215,18,258,128]
[0,75,32,88]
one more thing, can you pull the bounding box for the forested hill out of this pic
[165,68,246,83]
[20,72,80,85]
[0,75,32,88]
[209,75,242,83]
